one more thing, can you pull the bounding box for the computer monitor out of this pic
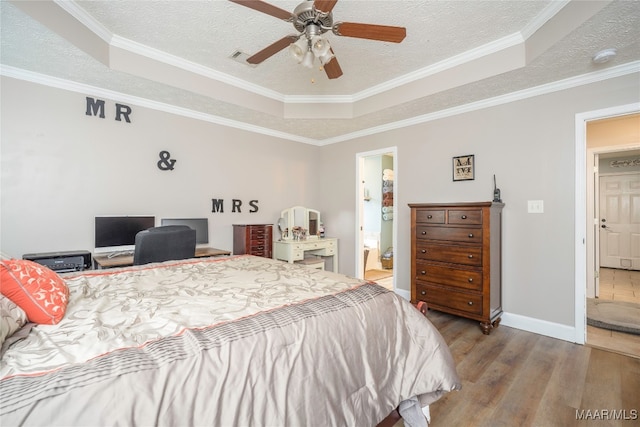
[161,218,209,245]
[95,216,155,252]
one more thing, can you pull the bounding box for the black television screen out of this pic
[95,216,155,248]
[161,218,209,244]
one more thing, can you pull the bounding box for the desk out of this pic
[93,246,231,269]
[273,238,338,273]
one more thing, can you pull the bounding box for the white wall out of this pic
[2,72,639,334]
[317,73,640,328]
[0,77,321,258]
[363,155,382,240]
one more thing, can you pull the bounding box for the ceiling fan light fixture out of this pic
[311,35,331,57]
[301,50,315,68]
[229,0,406,79]
[318,51,334,65]
[290,37,308,62]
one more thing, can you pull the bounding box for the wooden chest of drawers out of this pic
[409,202,504,334]
[233,224,273,258]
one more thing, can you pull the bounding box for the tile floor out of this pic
[598,267,640,303]
[587,268,640,358]
[374,274,394,291]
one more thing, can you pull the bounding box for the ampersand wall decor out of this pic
[157,150,176,171]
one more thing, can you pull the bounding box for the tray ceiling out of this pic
[1,0,639,144]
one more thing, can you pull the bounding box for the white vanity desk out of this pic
[272,206,339,273]
[273,238,339,273]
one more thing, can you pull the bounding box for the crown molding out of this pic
[0,65,316,145]
[352,32,526,103]
[55,0,286,102]
[48,0,550,107]
[316,61,640,146]
[54,0,112,42]
[520,0,570,39]
[110,35,286,102]
[30,0,595,120]
[283,94,353,104]
[2,61,638,147]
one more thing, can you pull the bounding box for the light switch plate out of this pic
[528,200,544,213]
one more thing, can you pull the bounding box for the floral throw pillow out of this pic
[0,259,69,324]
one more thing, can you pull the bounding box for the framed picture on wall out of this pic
[453,154,475,181]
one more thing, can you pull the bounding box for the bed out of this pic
[1,254,460,426]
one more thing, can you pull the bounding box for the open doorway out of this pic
[355,147,397,291]
[580,111,640,356]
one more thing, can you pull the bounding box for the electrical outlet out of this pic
[528,200,544,213]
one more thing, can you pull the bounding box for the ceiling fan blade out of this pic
[229,0,293,21]
[333,22,406,43]
[313,0,338,14]
[247,35,298,64]
[323,52,343,79]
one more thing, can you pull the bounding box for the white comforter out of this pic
[1,255,460,426]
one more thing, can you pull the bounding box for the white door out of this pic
[599,173,640,270]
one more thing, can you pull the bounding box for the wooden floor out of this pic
[407,310,640,427]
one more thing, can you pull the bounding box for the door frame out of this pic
[575,102,640,344]
[355,146,398,287]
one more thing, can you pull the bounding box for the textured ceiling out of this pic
[1,0,639,144]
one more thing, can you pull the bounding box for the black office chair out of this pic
[133,225,196,265]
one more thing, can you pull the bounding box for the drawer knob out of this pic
[421,290,426,296]
[421,231,426,235]
[421,249,427,254]
[427,215,433,219]
[258,246,264,250]
[468,278,473,282]
[468,233,474,238]
[468,301,473,306]
[421,270,426,275]
[468,254,474,259]
[461,215,467,219]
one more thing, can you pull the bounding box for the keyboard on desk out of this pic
[107,250,134,259]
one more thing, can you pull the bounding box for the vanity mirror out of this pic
[279,206,321,240]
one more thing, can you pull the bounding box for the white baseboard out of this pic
[394,288,411,301]
[392,293,579,344]
[501,312,578,343]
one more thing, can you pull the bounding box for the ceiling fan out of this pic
[229,0,407,79]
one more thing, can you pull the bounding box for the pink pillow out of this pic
[0,259,69,324]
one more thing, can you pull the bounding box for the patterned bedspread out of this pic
[0,255,460,426]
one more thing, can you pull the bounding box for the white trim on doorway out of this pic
[355,147,398,292]
[574,102,640,345]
